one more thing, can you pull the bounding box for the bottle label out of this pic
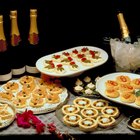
[12,66,25,75]
[0,39,7,52]
[0,71,12,82]
[11,34,21,46]
[28,33,39,45]
[26,65,40,74]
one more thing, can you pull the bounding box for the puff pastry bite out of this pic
[63,114,82,126]
[3,81,20,93]
[80,108,99,118]
[105,80,119,90]
[116,75,131,85]
[62,105,80,115]
[91,99,109,110]
[119,84,134,93]
[131,78,140,89]
[79,118,98,132]
[32,88,46,98]
[0,91,15,101]
[101,106,120,118]
[16,89,31,100]
[22,82,36,92]
[73,97,91,108]
[105,89,120,98]
[132,118,140,129]
[46,93,60,104]
[12,98,27,108]
[120,92,136,103]
[29,97,45,108]
[97,115,116,128]
[19,75,34,85]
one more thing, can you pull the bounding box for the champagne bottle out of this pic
[117,11,131,43]
[10,10,26,78]
[0,15,12,83]
[26,9,40,76]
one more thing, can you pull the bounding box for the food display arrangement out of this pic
[36,46,108,77]
[0,99,16,129]
[0,75,69,114]
[56,97,123,132]
[96,72,140,109]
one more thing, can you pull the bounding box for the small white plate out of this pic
[96,72,140,109]
[36,46,108,77]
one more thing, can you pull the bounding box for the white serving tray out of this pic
[36,46,108,77]
[96,72,140,109]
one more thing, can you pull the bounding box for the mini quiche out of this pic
[62,105,80,115]
[97,115,116,128]
[73,97,91,109]
[63,114,82,127]
[91,99,109,110]
[80,108,99,119]
[101,106,120,118]
[78,118,98,132]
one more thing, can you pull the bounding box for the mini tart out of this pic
[80,108,99,118]
[29,97,45,108]
[78,118,98,132]
[131,78,140,89]
[19,75,34,85]
[73,97,91,108]
[97,115,116,128]
[16,89,31,100]
[105,88,120,98]
[135,96,140,106]
[63,114,82,127]
[0,91,15,101]
[105,80,119,90]
[3,81,20,93]
[32,88,46,98]
[116,75,131,85]
[101,106,120,118]
[62,105,80,115]
[120,92,136,103]
[132,118,140,129]
[91,99,109,110]
[12,98,27,108]
[46,93,60,104]
[36,78,48,88]
[119,84,134,93]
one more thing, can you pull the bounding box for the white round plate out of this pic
[36,46,108,77]
[96,72,140,109]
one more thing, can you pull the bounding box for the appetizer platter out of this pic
[36,46,108,77]
[55,97,124,132]
[96,72,140,109]
[0,76,69,114]
[0,99,16,129]
[73,76,100,98]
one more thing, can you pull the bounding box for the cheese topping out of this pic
[78,100,86,105]
[69,116,76,121]
[101,118,110,123]
[106,109,114,114]
[84,120,92,125]
[67,107,75,112]
[86,110,93,115]
[96,102,104,107]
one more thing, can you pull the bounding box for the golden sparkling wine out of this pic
[117,12,131,43]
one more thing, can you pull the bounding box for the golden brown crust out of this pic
[120,92,136,103]
[29,97,45,108]
[131,78,140,89]
[131,118,140,129]
[78,118,98,132]
[46,93,60,104]
[0,91,15,101]
[19,75,34,85]
[116,75,131,85]
[105,89,120,98]
[32,88,46,98]
[62,105,80,115]
[12,98,27,108]
[119,84,134,93]
[16,89,31,100]
[105,80,119,90]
